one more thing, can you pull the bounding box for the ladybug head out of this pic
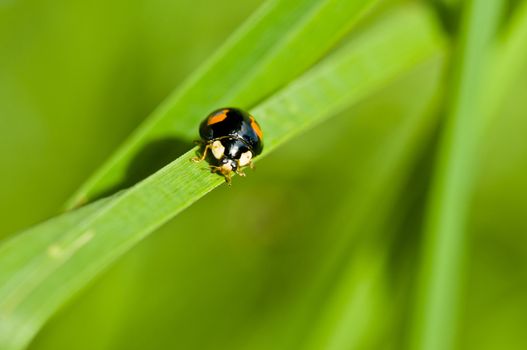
[218,157,238,174]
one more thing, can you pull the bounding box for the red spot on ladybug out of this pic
[249,116,263,139]
[207,109,229,125]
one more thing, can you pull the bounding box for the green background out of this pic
[1,0,526,349]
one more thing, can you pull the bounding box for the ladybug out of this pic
[192,107,264,184]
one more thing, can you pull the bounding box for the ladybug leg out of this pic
[236,168,246,177]
[209,165,220,172]
[191,142,210,162]
[224,172,232,185]
[209,165,233,185]
[249,160,255,170]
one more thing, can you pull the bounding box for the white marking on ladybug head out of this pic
[238,151,253,167]
[211,140,225,159]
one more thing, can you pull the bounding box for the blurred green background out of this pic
[1,0,526,349]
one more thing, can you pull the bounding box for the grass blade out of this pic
[301,60,445,350]
[484,0,527,123]
[410,1,504,350]
[0,7,444,350]
[66,0,381,208]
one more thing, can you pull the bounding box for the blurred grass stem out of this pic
[410,1,503,350]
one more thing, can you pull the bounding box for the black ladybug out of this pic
[192,107,264,184]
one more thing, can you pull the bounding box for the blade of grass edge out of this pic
[0,7,444,350]
[66,0,381,208]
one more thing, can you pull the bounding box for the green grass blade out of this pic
[66,0,381,208]
[0,7,444,350]
[484,0,527,123]
[0,198,114,285]
[410,1,504,350]
[302,61,445,350]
